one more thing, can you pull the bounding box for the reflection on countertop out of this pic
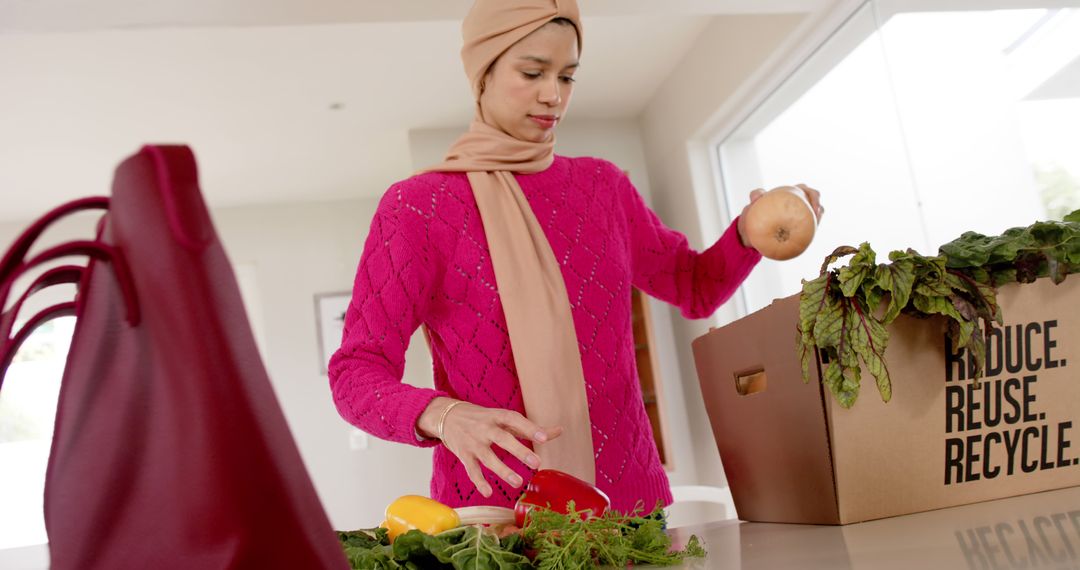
[653,486,1080,569]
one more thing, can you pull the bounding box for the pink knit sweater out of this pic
[329,155,760,512]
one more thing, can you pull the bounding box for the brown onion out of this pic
[743,186,817,261]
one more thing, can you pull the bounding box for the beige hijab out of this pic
[424,0,594,484]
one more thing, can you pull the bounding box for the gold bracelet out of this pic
[436,400,466,440]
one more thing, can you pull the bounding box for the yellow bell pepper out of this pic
[381,495,461,542]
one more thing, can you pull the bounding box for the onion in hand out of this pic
[743,186,817,260]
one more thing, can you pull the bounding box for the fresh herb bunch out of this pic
[522,502,706,570]
[335,503,705,569]
[796,209,1080,408]
[338,525,531,570]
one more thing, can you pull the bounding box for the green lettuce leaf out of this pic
[838,243,876,298]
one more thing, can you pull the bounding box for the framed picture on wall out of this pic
[314,291,351,375]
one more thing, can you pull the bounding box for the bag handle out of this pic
[0,302,78,392]
[0,196,141,392]
[0,240,139,327]
[0,265,85,391]
[0,196,109,285]
[0,264,84,342]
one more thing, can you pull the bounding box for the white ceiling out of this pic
[0,1,826,222]
[1,0,828,32]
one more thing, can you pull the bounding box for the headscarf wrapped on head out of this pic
[423,0,595,485]
[461,0,582,102]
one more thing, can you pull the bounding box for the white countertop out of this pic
[6,486,1078,569]
[655,485,1080,569]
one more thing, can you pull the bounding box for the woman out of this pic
[328,0,823,513]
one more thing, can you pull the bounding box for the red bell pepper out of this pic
[514,469,611,527]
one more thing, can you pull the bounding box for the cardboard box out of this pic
[693,277,1080,524]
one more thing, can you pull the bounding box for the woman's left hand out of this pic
[796,184,825,222]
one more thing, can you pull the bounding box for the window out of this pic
[718,2,1080,314]
[0,317,73,550]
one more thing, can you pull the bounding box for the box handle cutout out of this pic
[734,369,768,396]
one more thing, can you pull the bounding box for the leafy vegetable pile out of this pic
[337,503,705,569]
[338,525,529,570]
[796,210,1080,408]
[523,504,705,569]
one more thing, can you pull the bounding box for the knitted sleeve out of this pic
[618,169,762,319]
[328,183,448,447]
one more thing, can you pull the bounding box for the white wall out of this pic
[407,118,656,203]
[638,13,808,489]
[208,199,441,530]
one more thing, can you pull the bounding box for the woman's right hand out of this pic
[417,397,562,498]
